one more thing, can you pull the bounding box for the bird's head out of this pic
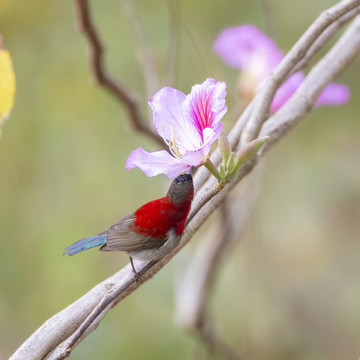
[167,171,194,204]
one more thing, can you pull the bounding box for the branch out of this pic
[260,15,360,150]
[194,4,360,192]
[120,0,160,96]
[73,0,164,148]
[173,192,255,360]
[10,158,257,360]
[240,0,360,146]
[198,324,244,360]
[291,5,360,73]
[10,8,360,360]
[164,0,181,86]
[196,3,359,202]
[175,188,256,329]
[176,12,360,359]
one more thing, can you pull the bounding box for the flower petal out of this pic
[214,25,351,113]
[183,78,227,141]
[271,72,305,112]
[213,25,282,80]
[148,87,198,145]
[181,127,221,166]
[315,83,350,107]
[126,147,191,178]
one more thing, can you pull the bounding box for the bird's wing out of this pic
[100,212,166,252]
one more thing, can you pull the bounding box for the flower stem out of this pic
[203,159,221,181]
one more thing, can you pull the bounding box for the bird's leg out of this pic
[129,256,141,282]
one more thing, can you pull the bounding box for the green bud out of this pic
[226,152,236,173]
[219,164,226,180]
[218,131,232,163]
[229,136,269,180]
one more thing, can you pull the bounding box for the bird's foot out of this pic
[133,271,141,283]
[129,256,141,282]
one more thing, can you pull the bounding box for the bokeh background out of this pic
[1,0,360,359]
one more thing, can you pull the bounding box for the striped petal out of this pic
[126,148,191,178]
[183,78,226,141]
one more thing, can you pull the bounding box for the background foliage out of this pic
[1,0,359,359]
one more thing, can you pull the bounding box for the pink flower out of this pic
[213,25,350,112]
[126,78,227,178]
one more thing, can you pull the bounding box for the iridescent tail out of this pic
[63,234,107,256]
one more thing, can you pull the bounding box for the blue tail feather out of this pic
[64,234,107,256]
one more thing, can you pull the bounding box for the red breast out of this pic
[132,195,192,238]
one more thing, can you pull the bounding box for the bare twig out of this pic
[185,185,221,227]
[74,0,164,148]
[260,0,276,37]
[49,261,156,360]
[260,15,360,151]
[240,0,360,146]
[177,13,360,358]
[174,181,257,360]
[165,0,181,86]
[10,159,257,360]
[195,3,360,192]
[199,324,243,360]
[292,5,360,73]
[176,188,256,329]
[120,0,160,96]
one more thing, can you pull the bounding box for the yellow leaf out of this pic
[0,34,16,137]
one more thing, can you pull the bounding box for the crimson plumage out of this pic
[64,172,194,276]
[132,194,192,238]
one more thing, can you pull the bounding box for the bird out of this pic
[64,170,194,279]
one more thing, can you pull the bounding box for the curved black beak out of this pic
[187,166,194,175]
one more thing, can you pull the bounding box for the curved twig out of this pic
[260,14,360,151]
[292,5,360,73]
[120,0,160,96]
[74,0,165,148]
[240,0,360,146]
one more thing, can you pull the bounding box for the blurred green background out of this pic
[1,0,360,359]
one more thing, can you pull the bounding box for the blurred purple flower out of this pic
[126,78,227,178]
[213,25,349,112]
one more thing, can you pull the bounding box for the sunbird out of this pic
[64,171,194,278]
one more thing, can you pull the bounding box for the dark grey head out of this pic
[174,173,192,184]
[167,173,194,203]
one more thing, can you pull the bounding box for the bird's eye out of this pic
[175,174,192,184]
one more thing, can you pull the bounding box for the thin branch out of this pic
[176,189,256,329]
[260,15,360,151]
[165,0,181,86]
[195,3,360,192]
[240,0,360,146]
[10,160,257,360]
[260,0,276,37]
[73,0,164,148]
[292,5,360,73]
[185,185,221,227]
[120,0,160,96]
[49,261,156,360]
[198,324,244,360]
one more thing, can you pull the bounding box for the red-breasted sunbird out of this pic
[64,172,194,276]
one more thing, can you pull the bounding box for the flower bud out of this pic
[218,130,232,163]
[229,136,269,180]
[226,152,236,173]
[219,164,226,180]
[236,136,269,165]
